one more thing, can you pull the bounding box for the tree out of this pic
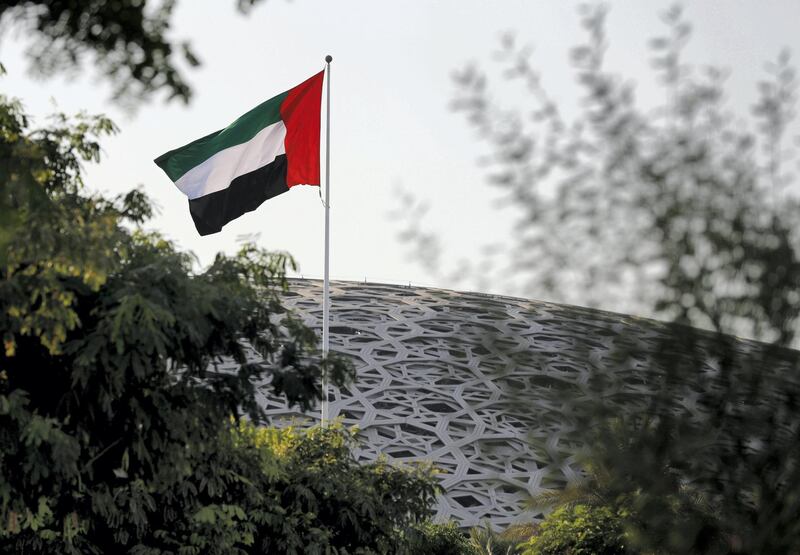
[0,79,441,553]
[403,4,800,346]
[0,0,272,105]
[556,327,800,554]
[402,4,800,552]
[526,457,723,554]
[199,421,438,554]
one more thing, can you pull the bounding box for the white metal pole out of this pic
[321,55,332,426]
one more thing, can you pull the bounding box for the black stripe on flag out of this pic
[188,154,290,236]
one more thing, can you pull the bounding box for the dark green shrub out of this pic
[227,421,438,554]
[407,520,471,555]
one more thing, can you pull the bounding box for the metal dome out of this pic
[241,279,791,528]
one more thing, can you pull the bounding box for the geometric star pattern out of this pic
[244,279,774,528]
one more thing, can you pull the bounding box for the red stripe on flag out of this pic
[280,70,324,188]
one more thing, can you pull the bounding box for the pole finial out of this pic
[325,55,333,63]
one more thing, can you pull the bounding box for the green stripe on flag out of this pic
[155,91,289,182]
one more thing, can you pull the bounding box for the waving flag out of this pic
[155,71,324,235]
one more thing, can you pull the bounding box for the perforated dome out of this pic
[241,279,784,528]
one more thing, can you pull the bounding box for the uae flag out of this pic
[155,71,324,235]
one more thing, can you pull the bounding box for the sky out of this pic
[3,0,800,302]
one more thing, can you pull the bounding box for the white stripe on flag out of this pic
[175,120,287,199]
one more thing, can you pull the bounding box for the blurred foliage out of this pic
[0,86,453,554]
[416,3,800,553]
[527,459,723,554]
[556,327,800,554]
[0,0,274,105]
[401,3,800,345]
[520,505,630,555]
[514,309,800,553]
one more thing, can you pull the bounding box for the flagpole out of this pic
[321,55,332,427]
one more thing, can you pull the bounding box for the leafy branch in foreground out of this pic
[0,0,278,105]
[401,4,800,345]
[0,85,453,554]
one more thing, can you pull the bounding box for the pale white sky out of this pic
[3,0,800,300]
